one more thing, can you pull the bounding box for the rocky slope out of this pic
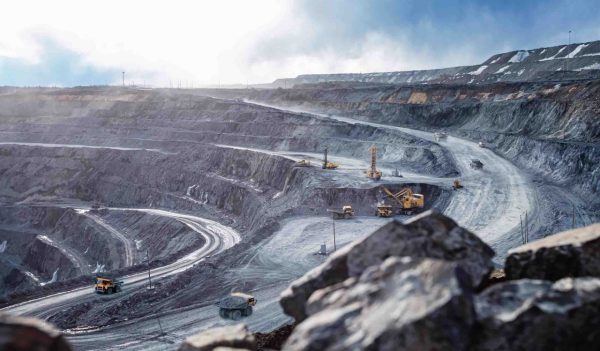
[184,212,600,351]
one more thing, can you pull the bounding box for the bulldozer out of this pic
[322,148,339,169]
[383,187,425,215]
[375,204,393,217]
[330,205,354,219]
[366,145,382,180]
[95,275,123,294]
[453,179,463,190]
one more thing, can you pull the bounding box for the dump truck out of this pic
[375,204,393,217]
[383,187,425,215]
[453,179,463,190]
[216,292,257,320]
[366,145,382,180]
[95,275,123,294]
[470,159,484,169]
[478,141,486,148]
[330,205,354,219]
[295,159,311,167]
[322,148,339,169]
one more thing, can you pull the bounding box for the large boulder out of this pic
[283,257,476,351]
[505,223,600,280]
[179,324,255,351]
[280,210,494,321]
[474,277,600,350]
[0,314,72,351]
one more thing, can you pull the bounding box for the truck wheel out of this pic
[244,306,253,316]
[232,310,242,320]
[109,288,114,294]
[219,309,227,318]
[344,213,350,219]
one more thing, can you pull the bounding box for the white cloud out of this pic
[0,0,481,86]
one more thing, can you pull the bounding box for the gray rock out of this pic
[474,277,600,351]
[280,210,494,322]
[0,314,72,351]
[283,257,475,351]
[178,324,255,351]
[505,223,600,280]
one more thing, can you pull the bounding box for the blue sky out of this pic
[1,0,599,86]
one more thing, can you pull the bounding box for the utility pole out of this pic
[146,249,153,290]
[565,30,572,72]
[520,214,524,245]
[122,72,125,87]
[572,204,576,229]
[332,212,337,252]
[525,211,529,243]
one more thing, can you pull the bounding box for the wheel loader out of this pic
[383,187,425,215]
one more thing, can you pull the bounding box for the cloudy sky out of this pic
[1,0,599,86]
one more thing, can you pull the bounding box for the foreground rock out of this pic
[0,314,72,351]
[178,324,255,351]
[505,223,600,280]
[280,210,494,321]
[284,257,475,351]
[474,277,600,350]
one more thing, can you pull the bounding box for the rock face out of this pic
[284,257,475,351]
[0,314,72,351]
[178,324,255,351]
[505,223,600,280]
[280,210,494,322]
[474,277,600,350]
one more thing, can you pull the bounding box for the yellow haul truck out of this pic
[95,275,123,294]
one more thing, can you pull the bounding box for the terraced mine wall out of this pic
[0,88,451,299]
[229,81,600,212]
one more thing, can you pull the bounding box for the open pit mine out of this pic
[1,40,600,351]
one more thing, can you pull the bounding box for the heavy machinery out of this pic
[366,145,382,180]
[295,159,311,167]
[453,179,463,190]
[383,187,425,215]
[322,148,339,169]
[470,159,484,169]
[434,132,447,142]
[478,141,486,148]
[95,275,123,294]
[330,205,354,219]
[375,204,393,217]
[216,292,257,320]
[391,169,403,177]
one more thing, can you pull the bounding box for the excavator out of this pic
[322,147,339,169]
[383,187,425,215]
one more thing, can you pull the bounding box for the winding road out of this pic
[1,208,240,322]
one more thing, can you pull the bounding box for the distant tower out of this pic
[372,145,378,172]
[122,72,125,86]
[367,145,382,180]
[323,147,328,169]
